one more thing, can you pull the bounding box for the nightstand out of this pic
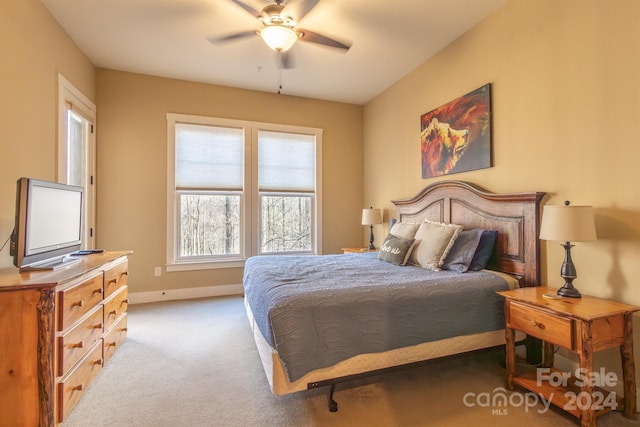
[341,247,378,254]
[498,286,639,427]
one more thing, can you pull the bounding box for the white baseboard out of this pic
[129,284,243,305]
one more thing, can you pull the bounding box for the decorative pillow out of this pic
[409,220,463,271]
[468,230,498,271]
[442,229,484,273]
[377,234,415,266]
[389,221,419,239]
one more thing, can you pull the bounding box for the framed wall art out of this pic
[420,83,492,178]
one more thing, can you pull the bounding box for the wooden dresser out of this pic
[0,251,131,426]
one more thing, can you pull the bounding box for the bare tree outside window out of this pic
[261,195,312,253]
[179,193,240,257]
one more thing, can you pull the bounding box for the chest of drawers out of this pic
[0,251,131,426]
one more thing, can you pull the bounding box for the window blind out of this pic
[175,123,244,190]
[258,131,315,192]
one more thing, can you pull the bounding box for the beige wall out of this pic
[95,70,363,293]
[0,1,363,290]
[364,0,640,399]
[2,0,638,405]
[0,0,95,268]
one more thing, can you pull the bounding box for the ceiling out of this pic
[41,0,507,105]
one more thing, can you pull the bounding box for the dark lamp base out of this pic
[557,284,581,298]
[367,225,376,251]
[557,242,581,298]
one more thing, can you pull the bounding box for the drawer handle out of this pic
[91,323,103,330]
[70,384,84,392]
[121,327,128,332]
[106,341,117,348]
[92,358,104,366]
[92,288,103,295]
[109,309,118,316]
[71,299,85,308]
[107,279,117,286]
[69,341,84,349]
[528,319,545,330]
[121,299,129,305]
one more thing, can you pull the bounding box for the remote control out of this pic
[71,249,105,256]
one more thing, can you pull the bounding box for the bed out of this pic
[243,181,545,409]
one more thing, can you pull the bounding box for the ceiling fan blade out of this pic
[229,0,262,18]
[298,29,352,51]
[207,30,257,45]
[284,0,319,22]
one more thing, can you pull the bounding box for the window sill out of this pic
[166,259,245,272]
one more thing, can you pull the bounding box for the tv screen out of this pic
[11,178,84,271]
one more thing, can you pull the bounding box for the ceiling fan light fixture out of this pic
[260,25,298,52]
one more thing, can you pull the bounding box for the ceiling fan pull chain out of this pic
[277,67,283,94]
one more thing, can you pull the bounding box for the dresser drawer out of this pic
[57,306,104,376]
[104,286,128,331]
[509,302,573,349]
[104,259,129,298]
[104,313,128,364]
[57,340,103,422]
[58,272,104,331]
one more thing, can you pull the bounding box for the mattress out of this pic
[243,252,518,383]
[244,292,525,395]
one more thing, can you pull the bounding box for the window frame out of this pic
[57,73,97,250]
[166,113,322,271]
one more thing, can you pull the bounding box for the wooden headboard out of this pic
[392,181,546,288]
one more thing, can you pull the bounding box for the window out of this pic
[166,114,322,271]
[57,74,96,249]
[258,130,316,254]
[174,123,244,262]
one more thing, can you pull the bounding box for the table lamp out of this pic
[539,200,597,298]
[361,207,382,250]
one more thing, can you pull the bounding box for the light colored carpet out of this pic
[62,296,638,427]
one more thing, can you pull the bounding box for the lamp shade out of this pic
[539,203,597,242]
[260,25,298,52]
[361,208,382,226]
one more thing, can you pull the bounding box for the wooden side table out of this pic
[498,286,639,427]
[341,247,378,254]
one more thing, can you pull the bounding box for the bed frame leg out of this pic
[328,384,338,412]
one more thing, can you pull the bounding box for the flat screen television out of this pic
[10,177,84,271]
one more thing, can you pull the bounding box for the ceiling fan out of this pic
[208,0,351,67]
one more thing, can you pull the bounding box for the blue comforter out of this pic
[243,252,510,382]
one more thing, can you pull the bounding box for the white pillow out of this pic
[409,220,463,271]
[390,221,419,239]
